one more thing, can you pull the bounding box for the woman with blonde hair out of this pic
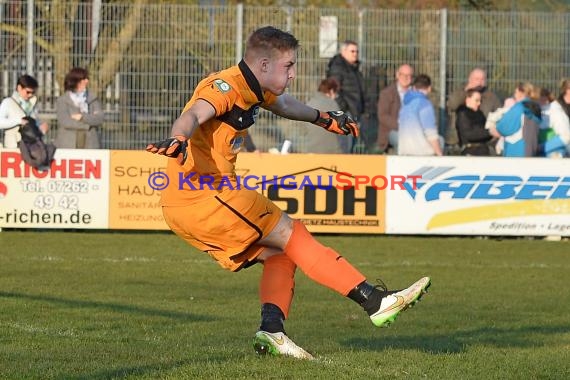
[489,82,541,157]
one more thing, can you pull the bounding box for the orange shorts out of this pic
[162,188,283,271]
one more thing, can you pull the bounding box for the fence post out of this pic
[358,9,364,60]
[439,8,447,137]
[235,3,243,64]
[92,0,102,53]
[285,6,291,32]
[26,0,34,74]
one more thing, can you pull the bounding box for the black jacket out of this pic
[456,105,492,156]
[326,54,365,119]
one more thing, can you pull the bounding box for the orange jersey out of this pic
[161,61,277,206]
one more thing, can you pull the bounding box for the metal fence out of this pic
[1,1,569,152]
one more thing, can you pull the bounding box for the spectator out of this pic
[485,97,516,156]
[537,87,554,156]
[456,89,493,156]
[446,67,501,154]
[295,78,343,154]
[538,88,555,129]
[489,82,541,157]
[544,79,570,157]
[398,74,443,156]
[0,74,49,148]
[326,40,365,153]
[360,64,387,153]
[377,64,414,153]
[55,67,104,149]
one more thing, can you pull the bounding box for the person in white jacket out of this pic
[546,78,570,158]
[0,74,48,148]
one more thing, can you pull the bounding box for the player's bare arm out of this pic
[171,99,216,138]
[146,99,216,164]
[266,93,359,137]
[265,93,318,122]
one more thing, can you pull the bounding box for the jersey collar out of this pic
[238,60,264,103]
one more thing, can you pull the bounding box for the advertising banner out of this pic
[0,149,109,229]
[319,16,338,58]
[235,153,388,233]
[108,151,169,230]
[3,149,568,236]
[385,156,570,236]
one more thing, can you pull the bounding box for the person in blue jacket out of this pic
[490,82,541,157]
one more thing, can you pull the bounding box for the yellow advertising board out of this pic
[235,153,388,233]
[108,150,169,230]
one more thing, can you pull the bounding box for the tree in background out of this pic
[0,0,149,96]
[225,0,569,11]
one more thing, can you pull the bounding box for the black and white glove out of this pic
[146,135,189,165]
[312,110,359,137]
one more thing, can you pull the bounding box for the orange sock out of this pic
[259,253,296,318]
[284,220,365,296]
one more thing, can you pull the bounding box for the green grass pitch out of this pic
[1,231,569,379]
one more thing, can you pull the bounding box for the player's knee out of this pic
[259,213,294,249]
[257,246,284,261]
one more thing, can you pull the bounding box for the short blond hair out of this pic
[515,82,540,100]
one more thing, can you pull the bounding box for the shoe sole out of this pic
[253,334,280,357]
[372,277,431,328]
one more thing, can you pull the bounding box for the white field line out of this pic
[2,321,76,337]
[17,256,570,269]
[25,255,211,264]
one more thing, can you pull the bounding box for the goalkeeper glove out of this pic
[146,135,188,165]
[312,110,359,137]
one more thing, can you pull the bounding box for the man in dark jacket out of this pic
[326,40,366,153]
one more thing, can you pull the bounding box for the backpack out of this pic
[18,116,56,171]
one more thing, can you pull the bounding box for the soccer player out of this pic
[147,26,430,360]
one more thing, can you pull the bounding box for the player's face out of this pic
[263,49,297,95]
